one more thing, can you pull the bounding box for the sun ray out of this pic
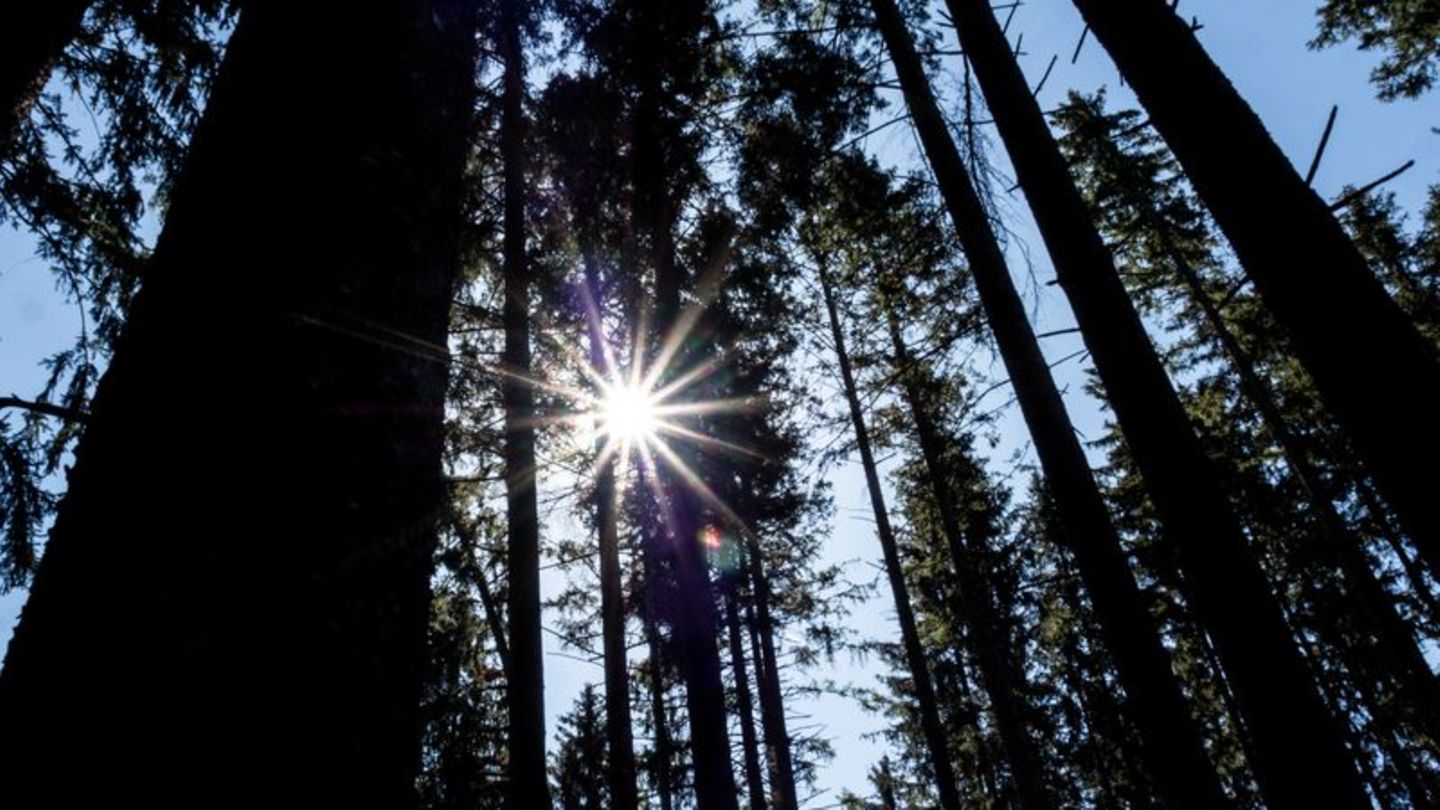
[646,433,757,543]
[654,421,768,460]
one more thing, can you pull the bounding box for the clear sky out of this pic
[1,1,1436,805]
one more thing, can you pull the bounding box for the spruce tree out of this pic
[1068,0,1440,576]
[944,2,1366,803]
[859,4,1234,807]
[0,1,478,803]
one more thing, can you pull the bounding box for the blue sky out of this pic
[2,0,1437,804]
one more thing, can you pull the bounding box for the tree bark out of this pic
[943,0,1368,804]
[0,0,90,146]
[863,2,1232,808]
[817,261,966,810]
[1067,0,1440,580]
[498,0,551,805]
[726,591,769,810]
[0,1,477,805]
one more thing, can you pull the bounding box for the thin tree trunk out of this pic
[499,0,551,804]
[584,248,642,810]
[1359,482,1440,627]
[863,3,1231,808]
[0,1,477,804]
[879,299,1051,809]
[644,600,678,810]
[0,0,90,145]
[1067,0,1440,578]
[742,536,801,810]
[817,260,966,810]
[726,591,769,810]
[943,1,1368,804]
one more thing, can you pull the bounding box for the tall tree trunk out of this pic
[862,3,1230,808]
[1067,0,1440,577]
[498,1,551,804]
[630,7,737,806]
[1159,233,1440,755]
[741,536,802,810]
[880,302,1053,810]
[586,251,642,810]
[0,0,89,145]
[644,597,678,810]
[0,1,477,805]
[942,1,1368,804]
[726,591,769,810]
[817,261,967,810]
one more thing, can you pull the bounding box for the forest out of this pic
[1,0,1439,807]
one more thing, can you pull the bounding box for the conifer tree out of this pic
[494,0,552,804]
[813,230,965,810]
[859,4,1235,806]
[553,685,610,810]
[944,2,1367,803]
[1055,91,1440,803]
[1067,0,1440,575]
[0,0,230,584]
[1311,0,1440,100]
[0,0,92,143]
[0,1,478,803]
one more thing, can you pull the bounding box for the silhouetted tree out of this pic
[0,1,478,804]
[1068,0,1440,582]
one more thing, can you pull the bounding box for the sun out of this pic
[598,381,661,442]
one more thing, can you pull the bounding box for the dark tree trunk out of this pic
[726,591,769,810]
[863,3,1229,808]
[644,603,678,810]
[0,1,477,805]
[741,537,801,810]
[1160,233,1440,755]
[817,261,966,810]
[586,251,641,810]
[1067,0,1440,578]
[498,0,551,804]
[0,0,89,145]
[943,1,1368,804]
[880,302,1052,810]
[630,7,738,806]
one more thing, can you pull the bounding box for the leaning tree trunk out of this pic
[498,0,551,805]
[0,0,90,146]
[818,261,967,810]
[726,591,769,810]
[0,1,477,806]
[880,301,1052,810]
[862,3,1231,807]
[944,0,1368,804]
[1067,0,1440,579]
[1158,232,1440,756]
